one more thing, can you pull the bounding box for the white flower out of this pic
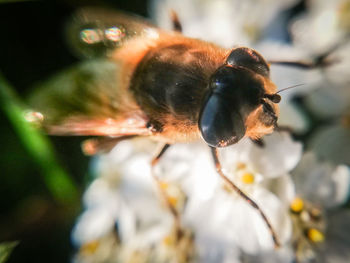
[289,1,350,143]
[291,0,350,52]
[72,139,180,262]
[318,209,350,263]
[241,246,294,263]
[292,152,350,208]
[156,132,302,256]
[289,152,350,263]
[151,0,299,47]
[72,130,303,262]
[69,1,350,261]
[308,123,350,166]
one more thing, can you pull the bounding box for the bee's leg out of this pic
[210,147,281,248]
[250,138,265,148]
[81,135,137,156]
[170,10,183,33]
[274,124,294,134]
[151,143,171,166]
[268,60,330,69]
[269,39,348,69]
[151,143,183,240]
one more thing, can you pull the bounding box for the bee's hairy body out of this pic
[113,34,228,143]
[31,9,279,147]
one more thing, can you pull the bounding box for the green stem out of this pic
[0,73,79,205]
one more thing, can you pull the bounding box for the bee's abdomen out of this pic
[130,43,210,125]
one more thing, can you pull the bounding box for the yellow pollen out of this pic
[241,173,255,184]
[159,181,169,190]
[307,228,325,243]
[236,162,247,170]
[338,0,350,31]
[168,196,178,207]
[81,240,99,254]
[163,235,174,246]
[290,197,304,213]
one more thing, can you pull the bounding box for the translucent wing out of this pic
[28,59,151,137]
[65,7,161,58]
[28,8,166,137]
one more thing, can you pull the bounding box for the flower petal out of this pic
[248,132,302,178]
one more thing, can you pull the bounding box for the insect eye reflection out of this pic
[199,64,279,148]
[226,47,270,77]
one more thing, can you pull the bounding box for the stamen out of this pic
[211,147,281,248]
[307,228,325,243]
[80,240,99,254]
[310,207,322,220]
[168,196,179,207]
[236,162,247,170]
[290,197,304,213]
[241,172,255,184]
[163,235,174,246]
[159,181,169,190]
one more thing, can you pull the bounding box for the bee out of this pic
[29,7,283,247]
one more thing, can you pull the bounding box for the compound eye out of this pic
[199,94,246,147]
[226,47,270,77]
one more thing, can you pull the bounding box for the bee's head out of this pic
[199,47,281,147]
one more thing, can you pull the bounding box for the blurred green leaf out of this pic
[0,241,19,263]
[0,73,79,205]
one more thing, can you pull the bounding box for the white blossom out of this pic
[156,132,302,255]
[289,152,350,263]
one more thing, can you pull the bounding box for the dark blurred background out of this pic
[0,1,148,262]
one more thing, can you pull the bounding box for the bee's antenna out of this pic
[276,83,305,94]
[263,93,281,103]
[264,84,305,103]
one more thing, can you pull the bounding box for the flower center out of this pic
[290,197,304,213]
[158,180,185,212]
[80,240,100,255]
[338,0,350,31]
[241,172,255,184]
[168,196,179,207]
[236,162,247,170]
[307,228,325,243]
